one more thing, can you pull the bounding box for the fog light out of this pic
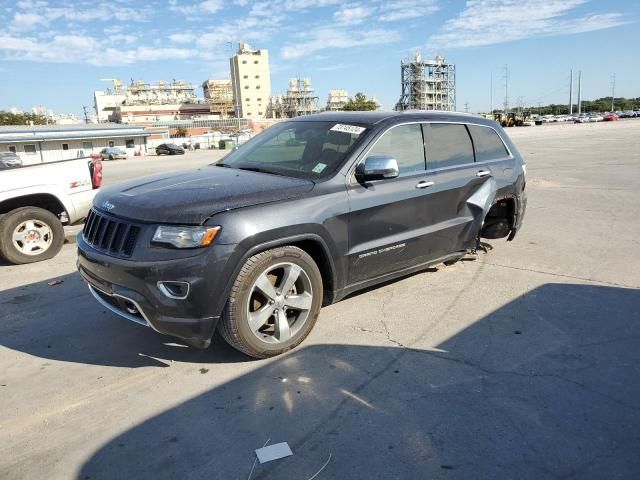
[157,281,190,300]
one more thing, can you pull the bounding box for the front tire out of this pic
[218,246,323,358]
[0,207,64,264]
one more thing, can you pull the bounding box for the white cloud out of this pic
[333,3,374,25]
[0,33,196,66]
[12,12,48,30]
[378,0,439,22]
[428,0,626,49]
[169,0,223,16]
[169,33,195,43]
[11,2,152,31]
[281,26,401,59]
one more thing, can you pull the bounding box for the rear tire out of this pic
[0,207,64,264]
[218,246,323,358]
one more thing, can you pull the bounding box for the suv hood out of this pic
[94,166,314,224]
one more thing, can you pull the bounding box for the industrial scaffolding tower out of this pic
[395,53,456,112]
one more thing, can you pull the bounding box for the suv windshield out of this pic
[217,120,367,180]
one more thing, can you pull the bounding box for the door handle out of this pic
[415,180,434,189]
[476,170,491,178]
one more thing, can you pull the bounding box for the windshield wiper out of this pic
[216,162,232,168]
[236,166,282,176]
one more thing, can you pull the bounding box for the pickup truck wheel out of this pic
[219,246,323,358]
[0,207,64,264]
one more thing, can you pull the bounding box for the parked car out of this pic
[0,151,22,168]
[100,147,127,161]
[156,143,185,155]
[78,112,527,358]
[0,156,101,264]
[574,114,590,123]
[588,114,604,122]
[603,113,619,122]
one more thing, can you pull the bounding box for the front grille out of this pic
[83,209,141,257]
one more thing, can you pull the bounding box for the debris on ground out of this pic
[255,442,293,464]
[47,279,64,286]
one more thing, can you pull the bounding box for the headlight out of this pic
[152,225,220,248]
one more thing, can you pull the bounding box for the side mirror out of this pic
[355,156,399,182]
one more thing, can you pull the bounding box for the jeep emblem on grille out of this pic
[102,200,115,211]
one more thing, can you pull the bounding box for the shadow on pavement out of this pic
[0,271,247,367]
[76,283,640,479]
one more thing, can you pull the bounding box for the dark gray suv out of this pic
[77,111,526,358]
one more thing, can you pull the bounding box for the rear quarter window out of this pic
[424,123,474,169]
[468,125,509,162]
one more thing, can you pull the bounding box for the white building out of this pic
[94,90,126,122]
[0,124,163,165]
[230,43,272,119]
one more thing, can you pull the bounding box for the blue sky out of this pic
[0,0,637,117]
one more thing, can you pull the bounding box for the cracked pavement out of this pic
[1,121,640,479]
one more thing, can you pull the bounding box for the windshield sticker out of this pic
[312,163,327,173]
[330,124,366,135]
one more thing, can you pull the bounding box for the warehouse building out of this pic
[0,124,164,165]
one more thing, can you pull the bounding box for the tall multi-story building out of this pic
[230,43,272,119]
[326,90,349,111]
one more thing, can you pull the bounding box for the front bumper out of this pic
[76,234,237,347]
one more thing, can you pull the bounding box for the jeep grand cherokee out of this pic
[77,112,526,358]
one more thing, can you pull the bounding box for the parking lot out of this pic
[1,120,640,479]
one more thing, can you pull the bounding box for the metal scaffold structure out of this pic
[395,52,456,112]
[124,79,201,105]
[270,77,320,118]
[202,80,235,118]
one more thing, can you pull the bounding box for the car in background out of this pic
[100,147,127,161]
[156,143,185,155]
[0,151,22,169]
[603,113,619,122]
[0,156,101,264]
[522,119,535,126]
[574,114,590,123]
[588,114,604,122]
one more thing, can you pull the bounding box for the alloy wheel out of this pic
[246,262,313,344]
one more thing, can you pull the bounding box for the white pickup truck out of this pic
[0,156,102,264]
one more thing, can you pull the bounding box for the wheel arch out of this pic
[480,194,517,240]
[222,233,339,311]
[0,193,68,222]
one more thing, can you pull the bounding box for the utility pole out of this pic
[490,72,494,116]
[577,70,582,114]
[464,102,470,113]
[503,64,509,114]
[82,105,90,124]
[569,69,573,115]
[611,73,616,112]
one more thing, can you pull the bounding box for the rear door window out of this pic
[368,123,425,175]
[423,123,474,169]
[468,125,509,162]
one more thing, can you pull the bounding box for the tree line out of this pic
[0,111,49,126]
[493,97,640,116]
